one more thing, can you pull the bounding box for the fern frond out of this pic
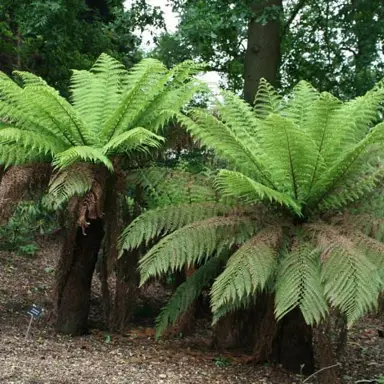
[260,113,318,201]
[319,163,384,211]
[212,295,255,324]
[155,255,225,338]
[284,80,319,129]
[118,202,231,253]
[304,92,341,192]
[215,169,301,215]
[177,110,274,185]
[211,227,282,314]
[71,54,127,130]
[138,215,255,284]
[253,78,282,118]
[44,165,94,209]
[308,224,382,326]
[131,167,217,207]
[324,86,384,164]
[101,58,168,140]
[102,127,164,155]
[275,242,328,325]
[309,121,384,209]
[216,91,261,151]
[25,85,95,146]
[52,146,113,171]
[0,127,63,156]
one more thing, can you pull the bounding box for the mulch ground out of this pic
[0,238,383,384]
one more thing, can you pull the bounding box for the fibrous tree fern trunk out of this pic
[55,166,107,335]
[56,218,104,335]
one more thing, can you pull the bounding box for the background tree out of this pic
[0,0,165,95]
[152,0,384,99]
[0,54,205,335]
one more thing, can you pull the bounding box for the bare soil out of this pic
[0,238,383,384]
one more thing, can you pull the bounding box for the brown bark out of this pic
[55,218,104,335]
[312,320,341,384]
[243,0,283,104]
[54,165,108,335]
[111,248,140,332]
[272,308,314,374]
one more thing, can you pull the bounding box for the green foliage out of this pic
[0,0,165,95]
[121,79,384,335]
[0,201,57,255]
[155,0,384,97]
[0,54,204,208]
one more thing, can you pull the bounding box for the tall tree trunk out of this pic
[55,218,104,335]
[243,0,283,104]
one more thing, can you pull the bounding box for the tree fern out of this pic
[119,78,384,334]
[0,54,202,210]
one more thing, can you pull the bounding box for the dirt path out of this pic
[0,239,383,383]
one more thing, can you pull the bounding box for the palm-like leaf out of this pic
[0,54,203,208]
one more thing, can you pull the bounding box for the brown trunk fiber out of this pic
[312,320,341,384]
[243,0,283,104]
[55,218,104,335]
[272,308,314,374]
[111,248,140,332]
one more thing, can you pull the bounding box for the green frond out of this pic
[52,146,113,171]
[216,91,261,152]
[211,227,281,315]
[308,121,384,210]
[284,80,319,129]
[304,92,341,192]
[0,127,63,156]
[71,54,127,131]
[101,58,168,140]
[0,143,46,166]
[12,71,50,87]
[25,85,94,146]
[212,295,255,325]
[215,169,302,215]
[253,78,282,118]
[260,113,319,201]
[176,110,273,185]
[138,215,255,284]
[324,86,384,164]
[118,202,231,253]
[131,167,217,207]
[168,60,207,85]
[135,80,207,131]
[309,224,382,326]
[155,255,225,338]
[275,243,328,325]
[102,127,164,155]
[43,165,94,209]
[319,163,384,211]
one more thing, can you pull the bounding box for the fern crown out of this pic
[120,79,384,336]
